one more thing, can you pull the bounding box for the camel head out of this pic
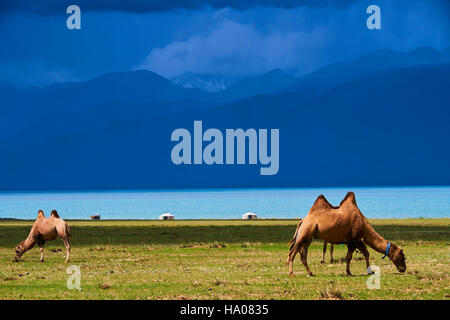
[14,240,26,262]
[390,244,406,273]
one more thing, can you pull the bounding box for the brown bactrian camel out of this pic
[14,210,71,263]
[287,192,406,276]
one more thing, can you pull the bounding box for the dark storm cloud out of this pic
[0,0,358,15]
[1,0,448,86]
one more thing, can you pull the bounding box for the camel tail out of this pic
[288,219,303,253]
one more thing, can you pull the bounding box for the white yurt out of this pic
[242,212,258,220]
[159,212,175,220]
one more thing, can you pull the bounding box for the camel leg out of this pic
[300,241,313,277]
[288,223,315,277]
[345,244,356,276]
[35,235,45,262]
[288,243,299,276]
[357,241,372,274]
[330,244,335,263]
[39,244,44,262]
[321,241,327,263]
[63,238,71,263]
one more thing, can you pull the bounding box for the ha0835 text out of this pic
[223,304,269,315]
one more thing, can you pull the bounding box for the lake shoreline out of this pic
[1,186,449,220]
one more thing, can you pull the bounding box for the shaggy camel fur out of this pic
[14,210,71,263]
[287,192,406,276]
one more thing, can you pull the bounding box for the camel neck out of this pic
[363,221,389,255]
[24,234,36,251]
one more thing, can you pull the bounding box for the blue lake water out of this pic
[0,186,449,220]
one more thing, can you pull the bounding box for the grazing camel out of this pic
[287,192,406,276]
[14,210,71,263]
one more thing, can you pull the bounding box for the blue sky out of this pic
[0,0,448,86]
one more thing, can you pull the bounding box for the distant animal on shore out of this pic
[287,192,406,276]
[90,214,101,220]
[14,210,71,263]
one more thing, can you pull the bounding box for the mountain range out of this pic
[0,47,449,190]
[171,72,242,92]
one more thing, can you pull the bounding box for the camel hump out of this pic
[311,194,333,210]
[340,191,357,207]
[51,210,60,218]
[37,210,45,218]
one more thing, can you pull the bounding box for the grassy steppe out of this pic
[0,219,448,300]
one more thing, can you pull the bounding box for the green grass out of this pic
[0,219,448,300]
